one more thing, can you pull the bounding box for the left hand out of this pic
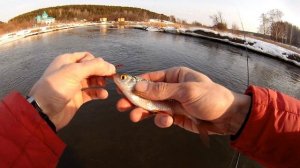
[29,52,116,131]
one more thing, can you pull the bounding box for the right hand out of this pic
[116,67,251,135]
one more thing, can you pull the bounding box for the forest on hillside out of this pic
[9,5,170,23]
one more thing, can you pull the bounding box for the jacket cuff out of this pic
[2,92,65,167]
[230,85,300,167]
[230,86,270,158]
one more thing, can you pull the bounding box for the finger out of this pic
[139,67,183,83]
[138,70,167,82]
[78,58,116,78]
[96,76,106,87]
[173,115,199,134]
[130,107,151,122]
[81,79,90,102]
[82,88,108,102]
[54,52,95,67]
[82,77,98,97]
[154,113,173,128]
[134,81,182,101]
[72,52,95,62]
[116,98,134,112]
[43,52,95,77]
[95,88,109,99]
[77,52,95,62]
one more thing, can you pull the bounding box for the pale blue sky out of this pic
[0,0,299,32]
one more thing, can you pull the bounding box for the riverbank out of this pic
[1,22,299,67]
[132,25,300,67]
[0,22,101,46]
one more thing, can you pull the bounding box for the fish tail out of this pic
[195,120,210,147]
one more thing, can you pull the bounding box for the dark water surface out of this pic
[0,26,299,167]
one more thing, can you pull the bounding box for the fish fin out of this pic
[196,121,210,147]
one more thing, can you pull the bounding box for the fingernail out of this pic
[135,81,148,92]
[160,116,169,126]
[109,64,116,72]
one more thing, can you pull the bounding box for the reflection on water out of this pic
[0,26,299,168]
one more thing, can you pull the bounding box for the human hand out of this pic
[29,52,116,131]
[116,67,251,135]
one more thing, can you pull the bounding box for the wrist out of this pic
[26,96,57,132]
[29,81,58,128]
[227,92,251,135]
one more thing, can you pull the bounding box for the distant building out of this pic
[117,18,125,22]
[36,11,55,25]
[100,18,107,22]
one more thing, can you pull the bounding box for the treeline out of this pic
[9,5,170,23]
[259,9,300,47]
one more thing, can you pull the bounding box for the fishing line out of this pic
[230,8,251,168]
[238,12,250,87]
[226,7,251,168]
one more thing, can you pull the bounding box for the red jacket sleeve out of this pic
[0,92,66,168]
[231,86,300,167]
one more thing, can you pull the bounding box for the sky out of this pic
[0,0,299,32]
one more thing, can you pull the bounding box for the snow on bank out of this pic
[0,22,99,46]
[183,27,300,67]
[146,26,164,32]
[141,25,300,67]
[1,23,299,67]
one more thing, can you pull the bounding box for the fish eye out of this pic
[120,74,127,80]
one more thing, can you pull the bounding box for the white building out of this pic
[36,11,55,25]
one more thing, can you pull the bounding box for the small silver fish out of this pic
[113,73,173,114]
[113,73,210,146]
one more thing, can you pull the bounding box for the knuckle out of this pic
[58,53,71,59]
[54,54,68,62]
[152,82,168,99]
[82,52,94,58]
[94,57,104,65]
[177,83,196,102]
[178,66,190,72]
[96,57,104,62]
[59,63,69,70]
[67,63,81,71]
[84,51,91,55]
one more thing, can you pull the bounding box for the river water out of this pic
[0,26,299,167]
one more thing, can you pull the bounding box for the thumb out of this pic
[135,81,181,101]
[78,58,116,78]
[60,58,116,81]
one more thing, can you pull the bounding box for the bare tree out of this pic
[268,9,283,41]
[231,22,239,34]
[231,23,239,30]
[169,15,176,22]
[258,13,270,35]
[268,9,283,23]
[210,11,227,30]
[289,24,293,44]
[192,21,202,26]
[210,11,225,25]
[258,9,283,41]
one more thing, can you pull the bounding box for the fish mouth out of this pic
[112,74,120,84]
[111,74,125,95]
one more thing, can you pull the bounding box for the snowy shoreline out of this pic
[0,22,101,46]
[134,26,300,67]
[1,23,299,67]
